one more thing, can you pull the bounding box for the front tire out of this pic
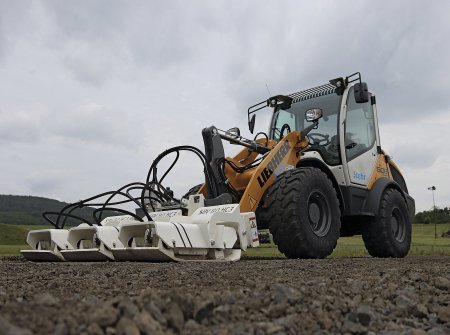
[362,188,411,258]
[265,167,341,259]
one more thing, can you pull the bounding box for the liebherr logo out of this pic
[257,141,291,188]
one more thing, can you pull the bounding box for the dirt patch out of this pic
[1,256,449,334]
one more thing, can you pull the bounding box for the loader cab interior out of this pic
[271,91,343,166]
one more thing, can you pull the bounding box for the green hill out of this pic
[0,195,118,226]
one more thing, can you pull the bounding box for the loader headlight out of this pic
[305,108,323,122]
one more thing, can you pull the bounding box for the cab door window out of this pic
[273,109,297,141]
[345,87,376,161]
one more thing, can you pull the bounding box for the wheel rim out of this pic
[391,207,406,242]
[307,190,332,237]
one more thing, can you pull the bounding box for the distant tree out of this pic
[413,206,450,224]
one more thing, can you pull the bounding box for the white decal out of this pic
[197,205,237,215]
[150,210,180,219]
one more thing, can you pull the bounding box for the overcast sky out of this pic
[1,0,449,212]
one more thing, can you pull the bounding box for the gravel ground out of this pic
[0,256,449,335]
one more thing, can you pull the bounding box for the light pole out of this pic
[428,186,437,239]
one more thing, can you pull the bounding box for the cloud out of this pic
[25,169,73,196]
[0,107,45,144]
[0,20,5,60]
[41,2,202,86]
[390,144,439,170]
[0,1,28,62]
[45,103,142,149]
[62,42,121,86]
[379,112,450,210]
[0,103,143,149]
[0,0,450,213]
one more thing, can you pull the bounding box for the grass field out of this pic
[244,223,450,258]
[0,223,51,255]
[1,223,449,257]
[0,244,30,256]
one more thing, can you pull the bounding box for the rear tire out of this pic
[266,167,341,259]
[362,188,411,258]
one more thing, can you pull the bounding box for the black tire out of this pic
[362,188,411,258]
[266,167,341,259]
[255,203,270,230]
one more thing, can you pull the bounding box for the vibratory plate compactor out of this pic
[21,129,261,262]
[21,193,259,262]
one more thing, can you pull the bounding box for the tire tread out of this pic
[362,188,411,258]
[265,167,341,259]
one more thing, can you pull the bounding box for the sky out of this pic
[0,0,449,212]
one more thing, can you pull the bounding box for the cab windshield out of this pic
[271,93,342,166]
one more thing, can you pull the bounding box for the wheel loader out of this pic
[21,72,415,262]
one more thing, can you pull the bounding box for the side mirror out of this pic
[354,82,369,103]
[248,114,256,134]
[305,108,323,122]
[227,127,241,138]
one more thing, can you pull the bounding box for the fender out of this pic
[364,177,415,219]
[297,158,345,212]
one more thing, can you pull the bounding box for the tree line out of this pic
[414,207,450,224]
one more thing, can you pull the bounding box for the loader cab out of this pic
[269,80,381,190]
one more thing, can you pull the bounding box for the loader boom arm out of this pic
[237,131,308,212]
[202,125,310,212]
